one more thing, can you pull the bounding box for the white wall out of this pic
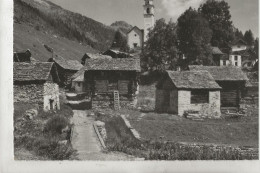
[127,28,143,50]
[229,55,242,67]
[144,15,155,42]
[43,82,60,112]
[177,90,221,118]
[220,59,231,66]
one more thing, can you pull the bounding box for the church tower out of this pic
[143,0,155,42]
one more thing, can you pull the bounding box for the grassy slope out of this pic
[14,23,97,62]
[14,0,99,62]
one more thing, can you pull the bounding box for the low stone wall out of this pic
[92,94,136,110]
[176,142,259,160]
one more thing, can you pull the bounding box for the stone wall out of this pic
[43,82,60,111]
[14,84,44,106]
[178,90,221,118]
[92,94,136,110]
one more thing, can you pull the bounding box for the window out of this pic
[147,8,150,14]
[77,82,81,87]
[191,90,209,104]
[223,60,226,66]
[134,34,137,37]
[133,43,138,48]
[235,62,238,66]
[234,56,238,61]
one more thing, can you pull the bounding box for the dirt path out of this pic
[71,110,136,160]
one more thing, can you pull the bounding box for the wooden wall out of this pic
[85,71,138,96]
[217,81,245,107]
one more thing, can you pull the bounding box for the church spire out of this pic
[143,0,155,42]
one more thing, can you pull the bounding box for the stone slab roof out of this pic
[83,58,141,71]
[71,67,85,82]
[50,55,83,71]
[83,53,112,59]
[189,65,249,81]
[211,47,224,55]
[166,71,221,89]
[14,62,56,82]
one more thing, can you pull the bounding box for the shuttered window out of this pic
[191,90,209,104]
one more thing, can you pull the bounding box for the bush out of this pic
[44,115,69,135]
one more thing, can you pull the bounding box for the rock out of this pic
[61,126,69,133]
[95,121,105,127]
[58,140,68,145]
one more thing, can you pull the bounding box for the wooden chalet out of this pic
[156,71,221,117]
[83,58,140,95]
[77,58,141,109]
[48,55,83,87]
[13,62,60,111]
[189,66,249,108]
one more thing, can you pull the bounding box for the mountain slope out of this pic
[111,21,133,35]
[14,0,133,62]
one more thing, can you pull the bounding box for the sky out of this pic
[48,0,259,37]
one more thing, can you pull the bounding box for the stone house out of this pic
[13,62,60,112]
[81,58,141,109]
[155,71,221,117]
[81,53,112,65]
[127,26,144,50]
[189,66,248,108]
[48,55,83,87]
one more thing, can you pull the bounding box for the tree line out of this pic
[140,0,258,72]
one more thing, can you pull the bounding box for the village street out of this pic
[71,110,136,160]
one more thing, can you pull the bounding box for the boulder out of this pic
[95,121,105,127]
[58,140,68,145]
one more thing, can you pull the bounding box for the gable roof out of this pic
[103,49,133,58]
[71,67,85,82]
[166,71,221,90]
[82,53,112,60]
[13,49,31,62]
[231,49,251,56]
[233,39,247,46]
[189,65,248,81]
[211,47,224,55]
[50,55,83,71]
[83,58,141,71]
[14,62,59,82]
[127,26,144,34]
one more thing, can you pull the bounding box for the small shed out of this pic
[155,71,221,117]
[189,66,248,108]
[48,55,83,87]
[71,67,85,93]
[13,62,60,111]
